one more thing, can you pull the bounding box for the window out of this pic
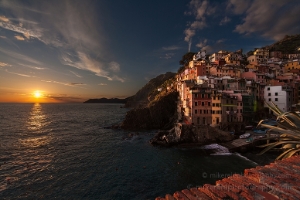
[208,102,211,106]
[275,98,278,101]
[213,97,216,100]
[200,110,202,114]
[204,110,206,114]
[195,94,198,98]
[268,93,271,96]
[216,117,219,124]
[212,103,215,107]
[269,98,271,101]
[195,109,198,114]
[202,102,204,106]
[240,109,242,113]
[275,92,278,96]
[267,87,270,90]
[195,102,198,106]
[201,94,204,98]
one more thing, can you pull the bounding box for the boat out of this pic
[239,133,251,139]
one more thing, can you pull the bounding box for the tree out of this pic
[179,52,195,66]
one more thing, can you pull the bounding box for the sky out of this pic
[0,0,300,103]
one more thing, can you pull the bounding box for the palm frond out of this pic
[257,141,300,155]
[275,148,296,160]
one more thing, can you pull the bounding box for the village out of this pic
[176,48,300,133]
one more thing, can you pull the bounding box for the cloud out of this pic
[162,45,180,51]
[62,51,125,82]
[160,53,175,59]
[0,17,43,40]
[0,47,43,65]
[5,69,34,77]
[14,35,25,40]
[219,16,231,25]
[184,0,216,51]
[109,61,120,72]
[70,70,82,78]
[107,75,125,83]
[232,0,300,40]
[98,83,107,86]
[68,83,86,86]
[226,0,251,14]
[41,79,86,87]
[0,15,9,22]
[184,29,195,43]
[216,39,225,43]
[0,62,10,67]
[18,63,45,70]
[196,39,213,53]
[0,1,126,82]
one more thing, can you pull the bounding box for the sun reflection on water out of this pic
[27,103,46,132]
[1,104,54,193]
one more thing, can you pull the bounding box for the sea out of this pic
[0,103,257,199]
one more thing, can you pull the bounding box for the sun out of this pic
[34,91,42,98]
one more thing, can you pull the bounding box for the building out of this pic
[264,85,293,112]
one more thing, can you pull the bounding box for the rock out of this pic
[125,72,176,108]
[150,123,234,147]
[120,92,178,130]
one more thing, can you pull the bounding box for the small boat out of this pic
[239,133,251,139]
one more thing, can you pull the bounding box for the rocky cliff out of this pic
[150,123,234,147]
[120,91,178,130]
[125,72,176,108]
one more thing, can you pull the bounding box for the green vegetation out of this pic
[257,101,300,160]
[178,52,195,73]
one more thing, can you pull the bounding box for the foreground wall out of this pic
[156,155,300,200]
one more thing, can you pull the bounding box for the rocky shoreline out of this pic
[149,123,234,147]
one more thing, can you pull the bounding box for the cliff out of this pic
[125,72,176,108]
[150,123,234,147]
[120,91,178,130]
[265,34,300,54]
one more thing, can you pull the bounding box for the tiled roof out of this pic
[155,156,300,200]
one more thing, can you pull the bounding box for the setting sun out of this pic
[34,91,42,98]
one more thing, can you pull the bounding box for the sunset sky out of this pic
[0,0,299,103]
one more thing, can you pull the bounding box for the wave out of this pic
[234,153,258,165]
[201,143,231,155]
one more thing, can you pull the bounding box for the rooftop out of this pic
[155,155,300,200]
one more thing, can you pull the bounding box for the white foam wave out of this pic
[201,143,232,155]
[234,153,258,165]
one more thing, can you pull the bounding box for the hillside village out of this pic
[176,47,300,131]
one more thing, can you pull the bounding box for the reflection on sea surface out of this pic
[27,103,47,132]
[0,103,54,193]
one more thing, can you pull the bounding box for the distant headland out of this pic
[83,98,127,103]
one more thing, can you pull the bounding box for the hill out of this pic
[265,34,300,54]
[83,98,127,103]
[124,72,176,108]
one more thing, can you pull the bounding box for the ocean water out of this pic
[0,103,257,199]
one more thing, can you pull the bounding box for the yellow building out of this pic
[211,91,222,128]
[285,60,300,71]
[253,48,269,63]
